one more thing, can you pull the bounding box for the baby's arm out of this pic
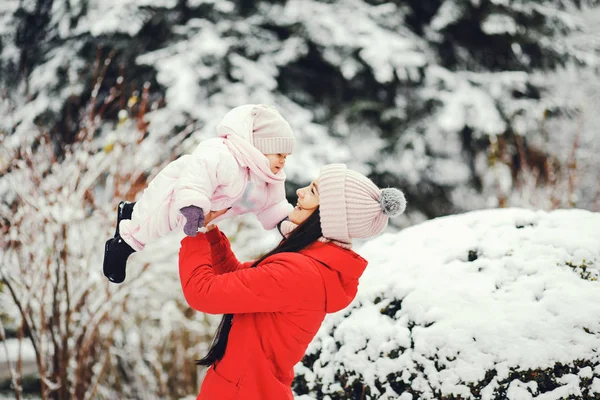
[256,180,293,230]
[173,143,237,234]
[256,198,294,230]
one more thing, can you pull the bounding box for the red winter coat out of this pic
[178,227,368,400]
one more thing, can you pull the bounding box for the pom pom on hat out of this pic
[380,188,406,217]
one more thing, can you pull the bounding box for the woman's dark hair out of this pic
[195,207,323,367]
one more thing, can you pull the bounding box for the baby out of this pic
[103,104,295,283]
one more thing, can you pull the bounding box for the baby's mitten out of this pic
[180,206,205,236]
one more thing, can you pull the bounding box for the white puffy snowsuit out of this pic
[119,105,294,251]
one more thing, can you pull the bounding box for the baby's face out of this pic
[264,153,288,174]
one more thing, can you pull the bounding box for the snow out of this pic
[296,208,600,398]
[70,0,178,37]
[429,0,463,32]
[592,377,600,394]
[277,0,427,83]
[481,14,519,35]
[427,66,507,138]
[136,19,232,114]
[0,1,19,65]
[1,0,600,398]
[0,339,36,364]
[426,157,472,187]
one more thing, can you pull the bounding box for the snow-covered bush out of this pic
[294,208,600,399]
[0,63,219,399]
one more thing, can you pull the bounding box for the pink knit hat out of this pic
[251,105,295,154]
[318,164,406,245]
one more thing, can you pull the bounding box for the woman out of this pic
[178,164,406,399]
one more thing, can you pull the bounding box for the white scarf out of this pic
[222,134,285,185]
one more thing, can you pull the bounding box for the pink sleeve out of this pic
[256,180,293,230]
[256,199,293,230]
[172,142,237,213]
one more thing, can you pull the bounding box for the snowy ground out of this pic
[0,339,36,382]
[295,208,600,399]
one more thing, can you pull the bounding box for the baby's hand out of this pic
[180,205,205,236]
[203,209,229,227]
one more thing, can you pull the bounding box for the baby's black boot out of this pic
[103,236,135,284]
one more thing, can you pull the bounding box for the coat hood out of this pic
[215,104,295,154]
[214,104,287,184]
[300,241,368,313]
[215,104,256,144]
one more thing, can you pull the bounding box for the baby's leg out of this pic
[119,172,184,251]
[113,201,135,238]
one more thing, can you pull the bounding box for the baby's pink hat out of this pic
[251,105,295,154]
[318,164,406,245]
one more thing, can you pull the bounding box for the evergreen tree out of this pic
[2,0,597,220]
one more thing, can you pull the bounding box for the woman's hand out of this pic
[203,209,229,231]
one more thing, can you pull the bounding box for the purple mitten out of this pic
[180,206,205,237]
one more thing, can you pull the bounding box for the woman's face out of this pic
[264,153,288,174]
[289,179,320,224]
